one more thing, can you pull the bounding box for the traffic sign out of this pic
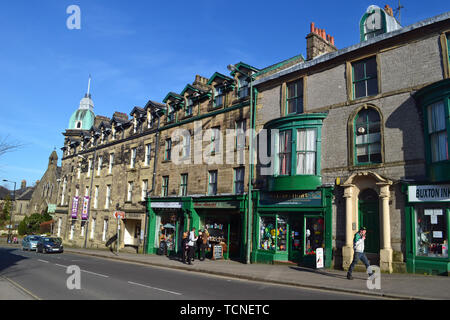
[114,211,125,219]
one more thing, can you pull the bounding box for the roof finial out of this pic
[87,74,91,96]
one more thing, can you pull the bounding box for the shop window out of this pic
[296,128,316,175]
[354,107,382,165]
[352,56,378,99]
[286,79,304,114]
[427,100,448,162]
[157,215,176,252]
[259,216,276,251]
[305,217,324,255]
[277,216,287,251]
[415,207,448,258]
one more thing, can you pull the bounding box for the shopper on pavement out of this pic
[181,232,188,264]
[347,227,373,280]
[187,227,198,265]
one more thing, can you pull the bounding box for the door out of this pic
[288,215,303,262]
[358,189,380,253]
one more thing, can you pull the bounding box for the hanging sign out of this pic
[81,196,90,220]
[408,185,450,202]
[71,196,79,219]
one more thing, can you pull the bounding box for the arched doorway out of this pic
[358,188,380,253]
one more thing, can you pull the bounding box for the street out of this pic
[0,246,384,300]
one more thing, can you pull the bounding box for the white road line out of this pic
[37,259,49,263]
[55,264,68,268]
[127,281,182,296]
[81,270,109,278]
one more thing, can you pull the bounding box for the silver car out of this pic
[22,235,41,251]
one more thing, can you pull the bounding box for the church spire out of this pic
[86,74,92,98]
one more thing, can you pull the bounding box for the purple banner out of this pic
[71,196,79,219]
[81,196,90,220]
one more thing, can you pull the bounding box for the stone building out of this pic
[27,151,61,217]
[251,6,450,274]
[11,180,34,225]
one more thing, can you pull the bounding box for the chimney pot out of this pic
[311,22,315,33]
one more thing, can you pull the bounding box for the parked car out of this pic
[22,235,41,251]
[36,237,64,254]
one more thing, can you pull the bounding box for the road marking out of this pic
[37,259,49,263]
[127,281,182,295]
[55,264,68,268]
[81,270,109,278]
[1,276,41,300]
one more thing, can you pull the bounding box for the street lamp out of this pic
[227,64,256,264]
[3,179,16,243]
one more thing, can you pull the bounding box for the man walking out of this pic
[187,227,198,265]
[347,227,373,280]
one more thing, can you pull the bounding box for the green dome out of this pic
[69,109,95,130]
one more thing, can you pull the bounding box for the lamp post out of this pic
[227,64,256,264]
[3,179,16,243]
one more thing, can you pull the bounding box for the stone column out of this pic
[342,185,354,270]
[378,183,393,273]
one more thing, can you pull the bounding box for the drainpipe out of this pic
[247,80,256,264]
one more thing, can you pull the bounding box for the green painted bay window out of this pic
[296,128,316,175]
[354,107,382,165]
[286,79,303,114]
[352,57,378,99]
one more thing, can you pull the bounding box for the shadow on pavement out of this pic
[289,266,349,280]
[0,247,29,275]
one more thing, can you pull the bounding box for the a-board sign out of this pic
[213,245,223,260]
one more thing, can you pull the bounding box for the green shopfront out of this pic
[146,196,247,261]
[252,113,332,267]
[404,79,450,275]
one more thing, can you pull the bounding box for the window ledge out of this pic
[348,93,381,104]
[349,163,384,171]
[161,159,171,163]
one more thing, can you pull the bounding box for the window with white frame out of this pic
[427,100,448,162]
[87,159,92,177]
[186,98,194,116]
[238,76,249,99]
[97,156,102,176]
[164,139,172,161]
[80,222,85,237]
[182,134,191,158]
[234,167,245,194]
[130,147,137,168]
[109,153,114,174]
[142,180,148,201]
[127,182,134,202]
[208,170,218,195]
[102,219,108,242]
[61,177,67,205]
[214,86,224,107]
[296,128,316,175]
[236,120,246,150]
[180,174,188,196]
[90,218,96,239]
[162,176,169,197]
[145,144,151,166]
[105,185,111,209]
[211,127,220,154]
[94,186,99,209]
[85,186,89,197]
[70,222,75,240]
[278,130,292,175]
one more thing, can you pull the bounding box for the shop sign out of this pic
[47,204,57,213]
[408,185,450,202]
[151,202,182,208]
[126,212,144,219]
[71,196,79,219]
[193,201,240,209]
[316,248,324,269]
[81,196,90,220]
[259,191,322,206]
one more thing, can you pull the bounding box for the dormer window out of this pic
[133,116,138,133]
[112,125,116,140]
[167,105,175,123]
[214,86,224,107]
[147,112,153,129]
[75,121,82,129]
[238,76,249,99]
[186,98,194,116]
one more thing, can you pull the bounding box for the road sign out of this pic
[114,211,125,219]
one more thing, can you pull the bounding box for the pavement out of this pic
[2,244,449,300]
[0,276,36,300]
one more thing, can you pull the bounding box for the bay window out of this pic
[296,128,316,175]
[278,131,292,175]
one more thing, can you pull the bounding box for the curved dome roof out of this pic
[68,108,95,130]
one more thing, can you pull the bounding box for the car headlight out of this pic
[45,244,51,248]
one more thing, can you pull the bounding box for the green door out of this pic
[288,215,303,262]
[358,189,380,254]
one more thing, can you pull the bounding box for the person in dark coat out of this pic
[181,232,188,264]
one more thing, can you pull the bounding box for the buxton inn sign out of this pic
[408,185,450,202]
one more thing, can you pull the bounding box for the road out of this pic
[0,246,384,300]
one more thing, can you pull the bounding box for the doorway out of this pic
[358,189,380,253]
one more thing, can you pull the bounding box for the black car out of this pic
[36,237,64,253]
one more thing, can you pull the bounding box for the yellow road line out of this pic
[1,276,41,300]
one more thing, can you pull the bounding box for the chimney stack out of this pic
[384,4,394,17]
[21,180,26,189]
[306,22,337,60]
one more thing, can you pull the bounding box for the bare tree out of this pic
[0,135,22,158]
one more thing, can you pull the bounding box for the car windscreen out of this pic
[29,236,40,241]
[44,238,62,245]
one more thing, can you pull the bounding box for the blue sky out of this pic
[0,0,448,190]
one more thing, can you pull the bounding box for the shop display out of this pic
[205,220,227,258]
[416,208,448,258]
[260,217,276,250]
[277,217,287,251]
[305,217,324,255]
